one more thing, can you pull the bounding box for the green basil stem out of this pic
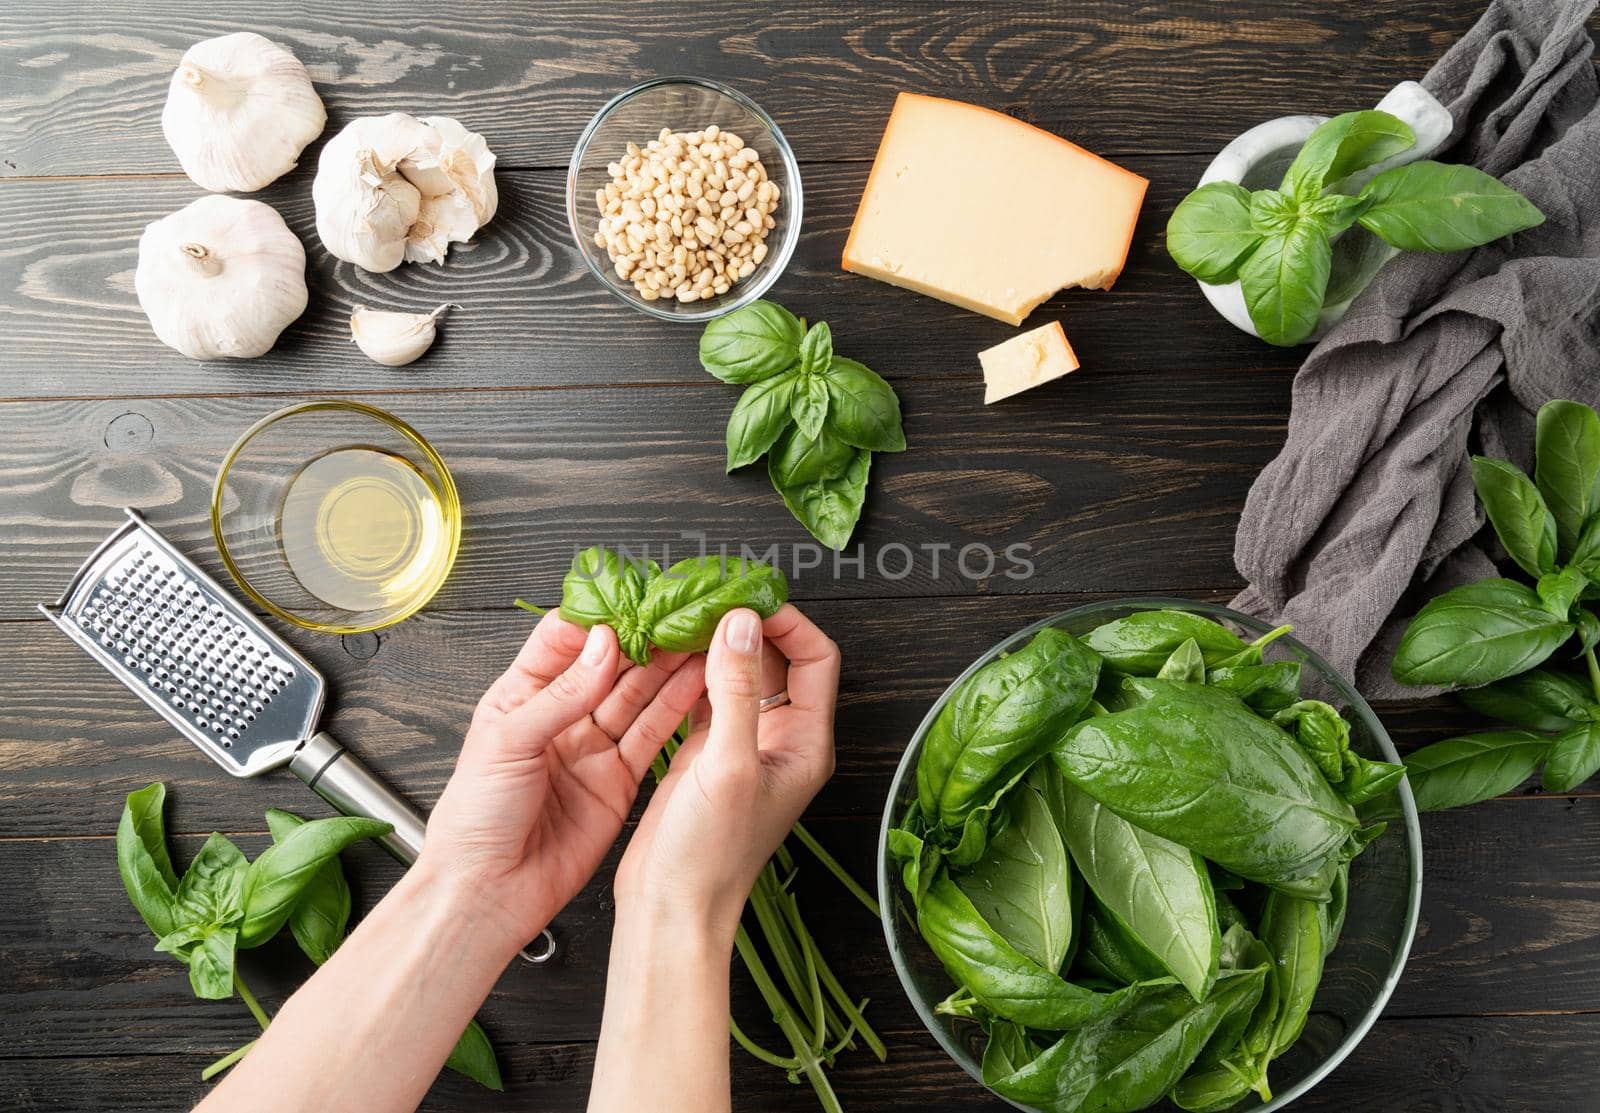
[200,1038,257,1081]
[791,820,881,918]
[1251,623,1294,652]
[234,971,271,1031]
[751,866,846,1040]
[512,598,547,616]
[733,925,844,1113]
[776,877,886,1062]
[1585,646,1600,705]
[729,1017,802,1071]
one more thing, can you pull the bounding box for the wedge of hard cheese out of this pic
[842,93,1147,326]
[980,321,1079,404]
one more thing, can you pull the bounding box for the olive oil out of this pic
[278,447,450,613]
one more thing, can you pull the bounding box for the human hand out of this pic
[421,612,707,954]
[614,604,840,941]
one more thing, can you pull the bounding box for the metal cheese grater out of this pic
[42,509,554,962]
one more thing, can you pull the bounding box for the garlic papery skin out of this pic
[135,195,308,360]
[313,113,497,272]
[350,304,455,366]
[162,32,326,193]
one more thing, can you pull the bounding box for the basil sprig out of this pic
[700,300,906,549]
[1168,109,1544,346]
[1395,400,1600,807]
[115,787,503,1091]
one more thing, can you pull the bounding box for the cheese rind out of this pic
[842,93,1147,326]
[979,322,1079,404]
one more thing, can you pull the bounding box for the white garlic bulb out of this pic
[313,113,498,272]
[135,195,308,360]
[350,304,455,366]
[162,32,326,193]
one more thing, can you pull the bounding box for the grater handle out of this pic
[289,732,427,864]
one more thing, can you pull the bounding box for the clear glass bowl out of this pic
[211,401,462,634]
[566,76,803,322]
[876,598,1423,1112]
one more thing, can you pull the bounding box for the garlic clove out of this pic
[350,303,455,366]
[135,195,309,361]
[162,32,326,193]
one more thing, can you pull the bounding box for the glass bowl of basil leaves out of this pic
[877,598,1422,1113]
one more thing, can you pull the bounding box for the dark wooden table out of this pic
[3,3,1596,1110]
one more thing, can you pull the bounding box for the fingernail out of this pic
[726,609,760,654]
[581,625,608,665]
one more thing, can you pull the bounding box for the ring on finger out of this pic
[759,690,790,713]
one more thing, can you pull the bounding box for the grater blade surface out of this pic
[40,510,324,777]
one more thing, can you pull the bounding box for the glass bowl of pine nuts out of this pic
[567,76,803,322]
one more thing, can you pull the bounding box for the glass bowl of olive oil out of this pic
[212,401,462,634]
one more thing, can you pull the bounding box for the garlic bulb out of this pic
[135,195,308,360]
[350,304,454,366]
[162,32,326,193]
[313,113,498,272]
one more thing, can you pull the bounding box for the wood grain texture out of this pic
[0,160,1294,400]
[0,1,1482,177]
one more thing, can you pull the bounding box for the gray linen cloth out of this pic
[1231,0,1600,699]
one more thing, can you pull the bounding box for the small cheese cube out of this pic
[979,322,1079,404]
[842,93,1147,325]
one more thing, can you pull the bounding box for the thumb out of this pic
[704,609,763,764]
[496,624,620,757]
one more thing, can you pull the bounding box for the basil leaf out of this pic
[1270,699,1351,784]
[117,783,181,938]
[1303,192,1371,236]
[1259,890,1324,1057]
[1157,638,1207,684]
[174,833,248,929]
[917,626,1100,834]
[1084,610,1246,675]
[1458,668,1596,731]
[1340,755,1406,805]
[887,824,941,909]
[638,554,788,654]
[1248,189,1298,236]
[768,426,872,551]
[981,1021,1042,1085]
[445,1018,504,1091]
[1392,579,1574,687]
[183,925,238,1001]
[1538,565,1589,619]
[1534,400,1600,558]
[766,422,856,487]
[558,546,659,666]
[1404,730,1550,812]
[790,373,830,440]
[1059,779,1220,1001]
[1356,161,1544,252]
[1578,609,1600,655]
[1282,110,1415,199]
[1207,661,1302,712]
[954,781,1073,972]
[238,817,393,947]
[798,319,833,377]
[822,356,906,452]
[918,874,1116,1030]
[153,922,209,958]
[1075,893,1170,986]
[696,300,803,383]
[1472,455,1557,577]
[724,374,796,472]
[1239,220,1332,347]
[264,809,351,967]
[1571,516,1600,577]
[1543,721,1600,793]
[1166,181,1262,283]
[1055,681,1358,887]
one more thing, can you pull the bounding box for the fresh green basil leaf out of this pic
[153,923,209,958]
[917,627,1100,834]
[1196,928,1270,1071]
[822,356,906,452]
[1166,181,1262,283]
[1571,517,1600,577]
[981,1021,1042,1085]
[887,824,941,909]
[954,781,1073,972]
[445,1018,504,1091]
[798,319,833,378]
[1248,189,1299,236]
[1170,1065,1256,1113]
[768,426,873,551]
[1207,661,1303,712]
[1084,610,1247,675]
[766,422,856,487]
[696,300,803,383]
[238,817,392,947]
[1535,400,1600,558]
[1259,890,1324,1057]
[1059,779,1219,1001]
[174,833,248,929]
[1458,668,1596,731]
[1340,755,1406,805]
[1538,566,1589,619]
[1392,579,1574,687]
[1055,680,1358,887]
[117,782,181,939]
[919,874,1117,1030]
[1270,699,1353,785]
[724,374,796,472]
[558,546,659,665]
[1303,191,1371,236]
[638,555,788,654]
[1282,110,1416,199]
[1239,221,1332,347]
[264,809,351,967]
[1404,730,1550,812]
[1319,860,1352,959]
[1074,893,1171,987]
[1542,721,1600,793]
[1472,456,1557,577]
[790,372,830,440]
[1157,638,1207,684]
[1578,609,1600,655]
[1356,161,1544,251]
[183,925,238,1001]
